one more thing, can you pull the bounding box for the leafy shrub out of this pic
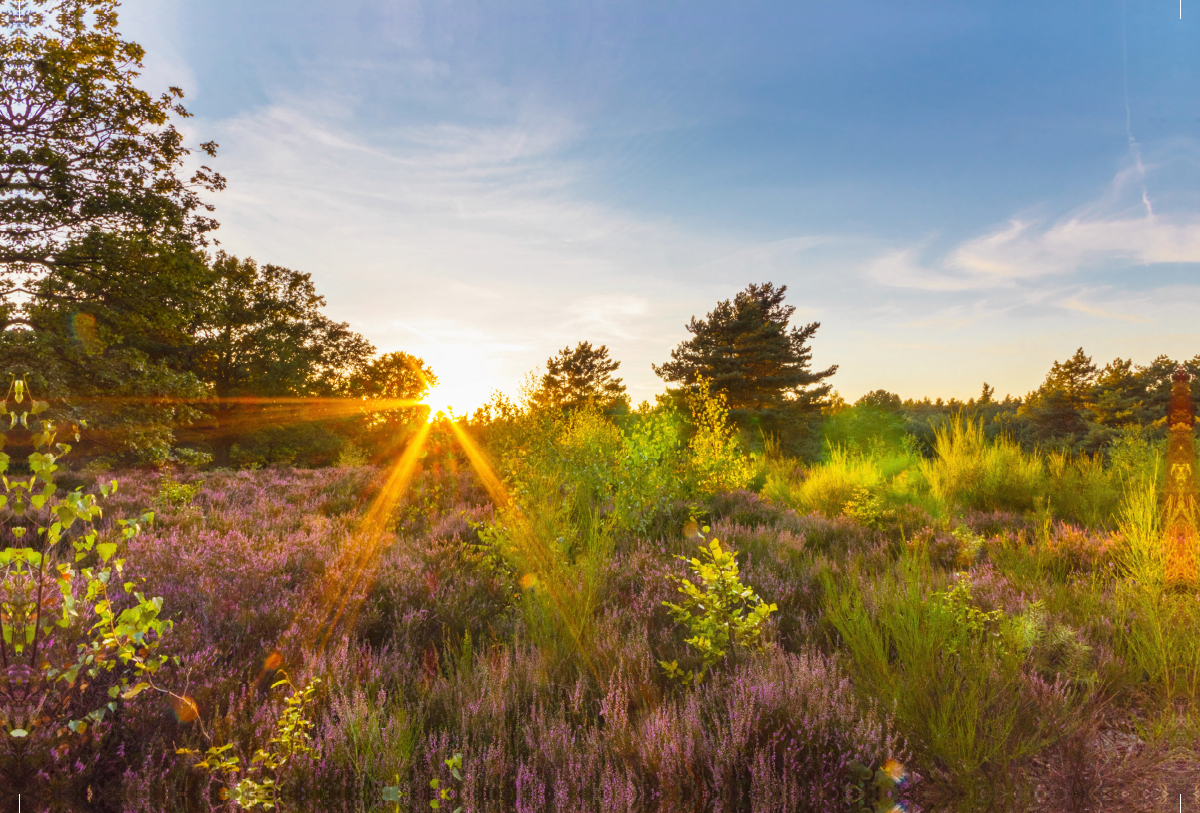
[660,538,778,684]
[0,382,170,796]
[686,380,754,496]
[764,445,929,519]
[156,471,201,507]
[178,674,322,809]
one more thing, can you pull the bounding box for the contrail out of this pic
[1122,0,1153,217]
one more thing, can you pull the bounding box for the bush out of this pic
[659,538,778,684]
[822,556,1080,803]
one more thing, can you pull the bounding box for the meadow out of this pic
[3,387,1198,813]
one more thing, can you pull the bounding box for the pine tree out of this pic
[532,341,627,411]
[653,282,836,419]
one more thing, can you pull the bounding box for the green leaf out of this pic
[97,542,118,563]
[121,682,150,699]
[9,729,28,738]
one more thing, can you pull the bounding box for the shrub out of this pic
[686,380,755,496]
[822,557,1079,802]
[919,415,1043,515]
[660,538,778,684]
[0,383,170,798]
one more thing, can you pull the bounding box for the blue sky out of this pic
[122,0,1200,412]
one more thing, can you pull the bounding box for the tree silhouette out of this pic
[533,341,627,411]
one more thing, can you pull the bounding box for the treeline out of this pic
[826,349,1200,459]
[1,5,1192,470]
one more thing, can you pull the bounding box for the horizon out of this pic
[120,0,1199,414]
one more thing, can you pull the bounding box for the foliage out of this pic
[0,0,223,281]
[531,341,628,412]
[916,413,1125,526]
[178,674,321,810]
[609,404,688,535]
[0,0,225,462]
[822,390,908,453]
[0,379,168,792]
[156,471,200,508]
[427,751,463,812]
[660,537,777,685]
[653,282,837,421]
[686,379,755,496]
[187,252,376,466]
[342,351,436,457]
[763,444,928,519]
[822,559,1078,802]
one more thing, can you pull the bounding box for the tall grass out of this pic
[763,445,929,517]
[1113,467,1165,588]
[919,416,1043,515]
[821,555,1076,806]
[919,414,1124,527]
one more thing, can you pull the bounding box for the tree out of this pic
[532,341,628,411]
[0,238,212,461]
[653,282,836,418]
[0,0,222,288]
[1017,348,1101,447]
[0,0,222,461]
[185,253,375,466]
[344,351,437,459]
[823,390,906,453]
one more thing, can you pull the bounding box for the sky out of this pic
[119,0,1200,414]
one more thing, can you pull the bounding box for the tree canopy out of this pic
[532,341,628,411]
[0,0,222,286]
[184,253,374,465]
[654,282,836,418]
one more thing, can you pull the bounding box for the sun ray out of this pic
[446,419,607,681]
[446,420,512,508]
[297,420,432,655]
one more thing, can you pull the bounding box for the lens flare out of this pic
[423,384,453,422]
[169,694,199,723]
[882,758,907,783]
[300,420,433,655]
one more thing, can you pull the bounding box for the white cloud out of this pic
[873,147,1200,291]
[1060,298,1148,323]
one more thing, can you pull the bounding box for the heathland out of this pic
[2,4,1200,812]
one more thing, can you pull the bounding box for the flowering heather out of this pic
[3,463,915,812]
[16,432,1178,813]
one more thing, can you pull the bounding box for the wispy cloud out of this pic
[871,147,1200,292]
[1060,298,1148,323]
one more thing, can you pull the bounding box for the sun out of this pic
[422,383,455,422]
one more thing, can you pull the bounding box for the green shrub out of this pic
[0,380,170,779]
[763,444,929,518]
[659,537,777,685]
[919,415,1043,515]
[686,380,754,496]
[822,556,1076,802]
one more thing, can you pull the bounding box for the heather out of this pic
[4,388,1198,813]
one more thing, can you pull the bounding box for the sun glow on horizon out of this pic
[422,383,458,422]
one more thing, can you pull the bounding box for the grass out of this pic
[821,554,1079,807]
